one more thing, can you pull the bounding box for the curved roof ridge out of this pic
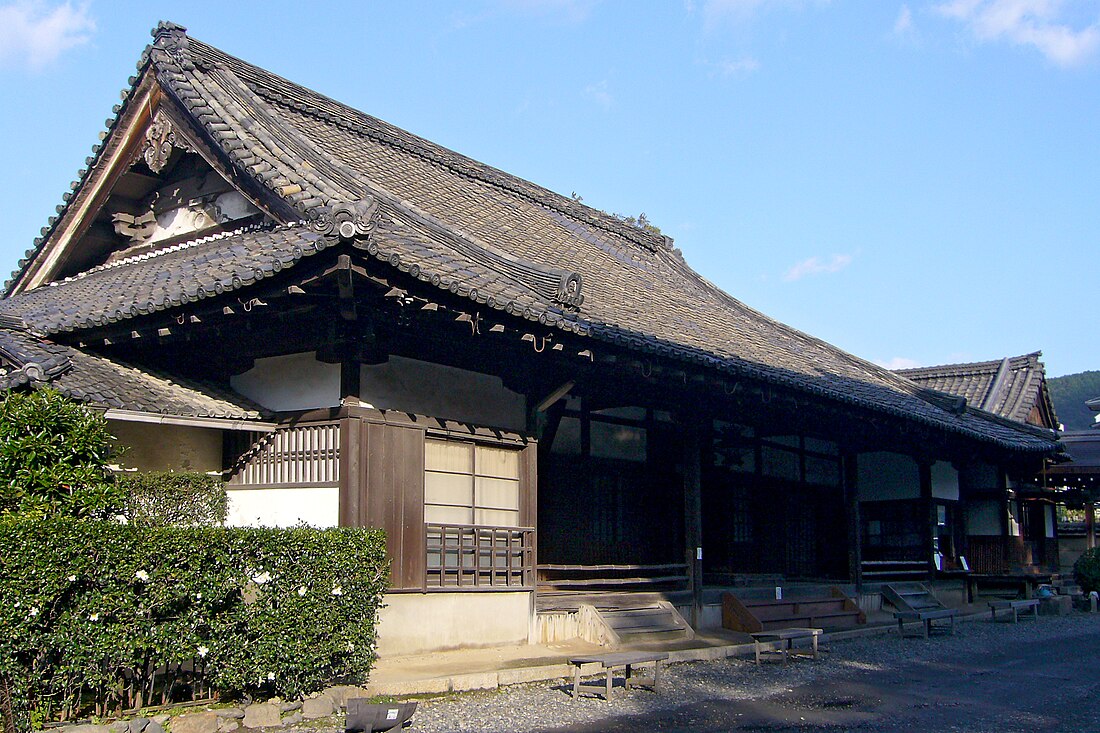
[179,34,671,255]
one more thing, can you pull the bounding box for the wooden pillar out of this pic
[1087,503,1096,550]
[919,460,935,575]
[338,415,363,527]
[683,425,704,629]
[843,453,862,589]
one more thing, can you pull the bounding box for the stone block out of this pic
[169,712,219,733]
[1040,595,1072,616]
[217,722,239,733]
[59,726,110,733]
[279,700,302,713]
[144,721,166,733]
[301,695,335,719]
[323,685,370,710]
[124,718,147,733]
[449,671,499,692]
[281,711,303,726]
[108,721,130,733]
[242,702,282,729]
[214,708,245,719]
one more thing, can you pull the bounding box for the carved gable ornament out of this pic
[142,108,194,174]
[307,198,380,240]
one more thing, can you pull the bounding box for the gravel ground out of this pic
[292,612,1100,733]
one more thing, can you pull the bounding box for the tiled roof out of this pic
[0,327,264,419]
[897,353,1058,428]
[0,23,1059,453]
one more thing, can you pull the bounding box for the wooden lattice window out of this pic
[424,440,520,527]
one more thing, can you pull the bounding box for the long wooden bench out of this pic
[749,627,823,666]
[894,608,958,639]
[722,589,865,633]
[538,564,688,591]
[568,651,668,700]
[988,598,1040,623]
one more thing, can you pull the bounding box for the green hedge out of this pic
[118,472,228,526]
[1074,546,1100,595]
[0,518,388,726]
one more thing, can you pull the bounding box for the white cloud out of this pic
[782,253,853,281]
[0,1,95,70]
[894,4,914,35]
[583,80,613,110]
[935,0,1100,67]
[696,0,832,29]
[493,0,597,22]
[877,356,923,370]
[709,56,762,75]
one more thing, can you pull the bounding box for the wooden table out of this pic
[569,651,668,700]
[894,608,958,638]
[749,627,823,666]
[988,599,1040,623]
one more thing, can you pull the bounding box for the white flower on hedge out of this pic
[267,671,276,681]
[88,613,99,622]
[251,571,272,585]
[197,645,209,658]
[196,592,202,600]
[27,607,38,618]
[135,570,149,582]
[331,584,343,596]
[67,574,77,582]
[298,586,307,596]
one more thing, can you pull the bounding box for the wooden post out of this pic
[843,453,862,589]
[1087,502,1096,550]
[338,415,362,527]
[919,460,935,576]
[683,426,703,629]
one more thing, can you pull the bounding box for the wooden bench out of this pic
[894,608,958,639]
[988,599,1040,623]
[569,651,668,700]
[749,627,823,666]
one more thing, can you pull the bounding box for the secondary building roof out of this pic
[896,353,1058,430]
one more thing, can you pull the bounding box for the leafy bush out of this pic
[0,518,388,726]
[1074,546,1100,595]
[119,471,228,526]
[0,389,119,519]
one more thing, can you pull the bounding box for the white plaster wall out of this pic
[857,452,920,501]
[231,352,341,412]
[961,462,1000,492]
[110,420,222,472]
[360,356,526,431]
[1008,502,1021,537]
[931,461,960,501]
[965,500,1002,535]
[375,592,532,655]
[225,486,339,527]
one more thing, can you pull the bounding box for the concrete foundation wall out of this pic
[110,420,222,473]
[376,592,532,656]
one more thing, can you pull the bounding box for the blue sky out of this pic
[0,1,1097,378]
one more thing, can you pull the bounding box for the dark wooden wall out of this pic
[340,413,537,591]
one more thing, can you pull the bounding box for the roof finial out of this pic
[151,20,187,40]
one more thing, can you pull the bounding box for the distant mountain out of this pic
[1049,371,1100,431]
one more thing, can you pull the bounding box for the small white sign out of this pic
[775,586,783,600]
[696,546,703,561]
[387,709,399,721]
